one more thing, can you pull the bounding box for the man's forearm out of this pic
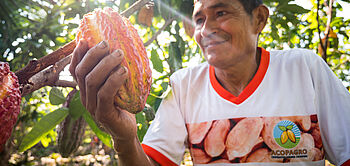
[113,136,158,166]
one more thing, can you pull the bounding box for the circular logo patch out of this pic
[273,120,301,149]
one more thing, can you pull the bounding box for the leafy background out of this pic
[0,0,349,165]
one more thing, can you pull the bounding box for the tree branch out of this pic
[54,80,77,88]
[316,0,325,58]
[144,18,175,46]
[335,50,350,56]
[317,0,334,63]
[323,0,334,62]
[15,41,76,85]
[21,55,72,97]
[120,0,152,17]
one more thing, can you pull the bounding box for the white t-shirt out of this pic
[142,48,350,166]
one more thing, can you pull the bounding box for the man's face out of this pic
[192,0,260,68]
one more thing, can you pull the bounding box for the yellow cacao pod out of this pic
[287,130,296,143]
[280,131,288,144]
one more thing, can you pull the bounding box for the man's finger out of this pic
[85,50,125,116]
[69,40,88,80]
[75,41,109,107]
[95,66,128,124]
[97,66,128,110]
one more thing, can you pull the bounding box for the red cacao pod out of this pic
[0,62,21,152]
[76,7,152,114]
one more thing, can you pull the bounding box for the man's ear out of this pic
[252,5,269,34]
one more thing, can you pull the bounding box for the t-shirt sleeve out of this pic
[307,51,350,165]
[142,76,187,166]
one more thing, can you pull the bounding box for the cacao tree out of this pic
[0,0,349,165]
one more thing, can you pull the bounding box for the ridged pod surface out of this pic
[57,115,87,157]
[76,7,152,113]
[0,62,21,152]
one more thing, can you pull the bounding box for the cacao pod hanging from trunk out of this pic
[76,7,152,114]
[0,62,21,152]
[138,5,154,27]
[57,115,87,157]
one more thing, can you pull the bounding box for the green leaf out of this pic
[286,125,293,130]
[82,110,113,148]
[136,112,148,142]
[168,42,183,73]
[24,93,32,101]
[49,87,65,105]
[19,108,69,152]
[179,0,193,16]
[69,91,85,120]
[278,125,287,131]
[151,49,164,73]
[284,4,309,14]
[160,82,168,92]
[40,135,50,148]
[143,105,156,122]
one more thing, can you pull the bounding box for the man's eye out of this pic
[196,18,204,25]
[217,11,226,17]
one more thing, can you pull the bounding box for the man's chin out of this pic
[205,53,241,69]
[206,55,225,67]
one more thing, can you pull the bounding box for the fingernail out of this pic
[118,67,126,74]
[113,50,123,57]
[78,39,85,45]
[98,41,107,49]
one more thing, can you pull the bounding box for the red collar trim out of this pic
[209,47,270,105]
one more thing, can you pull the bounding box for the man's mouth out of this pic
[203,40,227,49]
[201,34,229,49]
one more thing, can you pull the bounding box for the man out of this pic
[69,0,350,165]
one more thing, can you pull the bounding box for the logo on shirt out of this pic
[273,120,301,149]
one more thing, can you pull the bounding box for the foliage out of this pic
[1,0,349,164]
[19,107,69,152]
[261,0,350,86]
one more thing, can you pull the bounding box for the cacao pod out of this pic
[76,7,152,114]
[138,6,154,27]
[183,19,194,38]
[287,129,296,143]
[57,115,87,157]
[0,62,21,152]
[280,131,288,144]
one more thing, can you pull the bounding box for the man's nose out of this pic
[200,18,218,37]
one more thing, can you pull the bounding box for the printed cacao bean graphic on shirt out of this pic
[186,115,324,164]
[274,120,301,148]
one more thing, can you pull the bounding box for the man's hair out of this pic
[194,0,263,15]
[238,0,263,15]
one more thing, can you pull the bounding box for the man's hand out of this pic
[69,40,159,166]
[69,40,137,142]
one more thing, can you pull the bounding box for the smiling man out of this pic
[69,0,350,165]
[192,0,266,97]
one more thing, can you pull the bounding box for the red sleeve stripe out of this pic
[142,144,178,166]
[342,159,350,166]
